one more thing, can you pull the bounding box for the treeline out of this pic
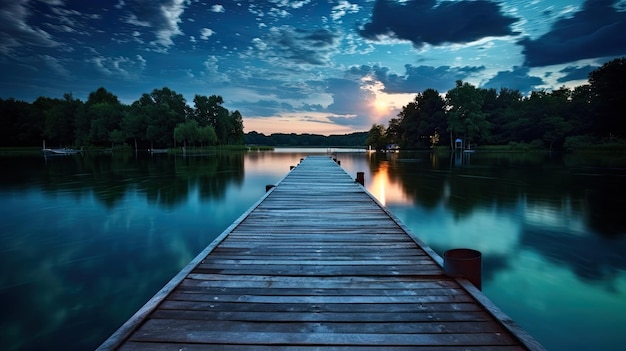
[367,58,626,151]
[0,87,244,149]
[244,131,368,147]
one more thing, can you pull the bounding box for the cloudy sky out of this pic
[1,0,626,134]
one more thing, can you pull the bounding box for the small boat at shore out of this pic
[42,140,81,155]
[42,148,81,155]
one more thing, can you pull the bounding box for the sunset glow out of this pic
[368,160,412,206]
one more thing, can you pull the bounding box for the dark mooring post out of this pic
[355,172,365,186]
[266,184,275,192]
[443,248,482,290]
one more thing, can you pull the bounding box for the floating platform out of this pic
[98,155,545,350]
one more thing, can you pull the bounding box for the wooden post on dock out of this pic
[443,248,482,290]
[356,172,365,186]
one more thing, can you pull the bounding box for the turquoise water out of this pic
[0,150,625,350]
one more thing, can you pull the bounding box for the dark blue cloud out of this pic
[251,26,341,66]
[235,99,296,117]
[350,64,485,93]
[325,78,376,127]
[482,66,544,95]
[359,0,519,47]
[520,0,626,67]
[325,78,374,115]
[557,65,598,83]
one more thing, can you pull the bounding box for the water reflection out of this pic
[359,151,626,351]
[1,150,625,351]
[0,152,251,351]
[2,152,246,207]
[367,156,413,206]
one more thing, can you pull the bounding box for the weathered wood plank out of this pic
[183,274,458,288]
[160,300,482,313]
[119,342,526,351]
[129,328,516,346]
[135,318,508,334]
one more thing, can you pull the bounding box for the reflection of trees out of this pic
[380,151,626,236]
[0,151,247,350]
[0,151,245,208]
[380,150,626,285]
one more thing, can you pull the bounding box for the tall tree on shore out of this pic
[137,87,189,148]
[398,88,446,149]
[229,110,244,144]
[446,81,490,149]
[366,124,387,151]
[588,57,626,137]
[43,93,82,147]
[79,87,124,146]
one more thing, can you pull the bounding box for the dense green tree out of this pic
[588,57,626,137]
[174,120,201,147]
[366,124,387,151]
[121,104,149,150]
[0,98,43,146]
[136,88,189,148]
[198,125,218,146]
[192,95,212,127]
[569,84,594,136]
[193,94,242,145]
[72,88,125,146]
[229,110,244,144]
[483,88,523,144]
[42,93,82,147]
[385,118,402,145]
[445,81,490,149]
[398,88,447,149]
[109,129,126,147]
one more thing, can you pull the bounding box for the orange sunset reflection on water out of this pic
[367,159,413,207]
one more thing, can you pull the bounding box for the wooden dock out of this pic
[98,155,545,350]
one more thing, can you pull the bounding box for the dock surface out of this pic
[99,155,544,350]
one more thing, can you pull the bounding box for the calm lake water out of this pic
[1,149,625,350]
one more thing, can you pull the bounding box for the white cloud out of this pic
[200,28,215,40]
[269,0,311,9]
[154,0,188,47]
[0,1,59,54]
[268,8,290,18]
[201,55,229,83]
[124,14,150,27]
[210,4,225,13]
[331,1,360,22]
[89,54,147,79]
[41,55,70,77]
